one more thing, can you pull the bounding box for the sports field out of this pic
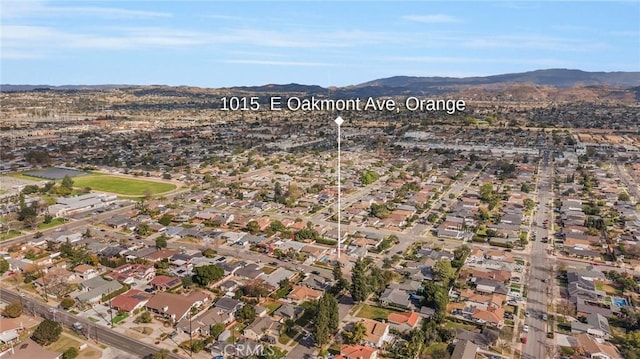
[72,175,176,196]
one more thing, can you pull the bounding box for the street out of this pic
[522,148,555,359]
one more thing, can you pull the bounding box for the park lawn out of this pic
[47,334,82,353]
[443,320,479,331]
[0,230,22,241]
[38,217,67,230]
[278,330,296,345]
[112,313,128,324]
[355,304,401,321]
[262,266,277,274]
[7,172,41,181]
[263,301,282,314]
[72,175,176,196]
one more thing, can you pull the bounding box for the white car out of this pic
[523,325,529,333]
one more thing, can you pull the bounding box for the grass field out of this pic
[71,175,176,196]
[354,304,401,321]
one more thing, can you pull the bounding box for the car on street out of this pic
[523,325,529,333]
[525,311,530,317]
[542,314,548,320]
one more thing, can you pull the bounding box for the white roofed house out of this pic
[47,193,114,217]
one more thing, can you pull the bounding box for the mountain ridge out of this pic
[2,69,640,96]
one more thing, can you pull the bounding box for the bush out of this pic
[60,297,75,310]
[137,311,152,324]
[32,320,62,345]
[63,347,79,359]
[3,301,23,318]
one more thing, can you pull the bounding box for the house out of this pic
[299,273,331,291]
[261,268,296,288]
[177,307,234,336]
[336,345,378,359]
[451,340,479,359]
[74,276,123,304]
[571,313,612,339]
[243,316,279,341]
[73,264,98,280]
[214,297,244,313]
[145,291,209,323]
[107,263,155,284]
[360,319,390,348]
[574,333,622,359]
[110,289,152,314]
[273,303,303,322]
[387,311,420,332]
[287,285,323,302]
[471,306,504,328]
[150,275,182,291]
[379,286,413,310]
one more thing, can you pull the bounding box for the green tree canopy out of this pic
[155,235,168,249]
[0,257,9,275]
[3,301,23,318]
[32,319,62,345]
[192,264,224,286]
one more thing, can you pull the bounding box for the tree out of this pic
[3,301,23,318]
[342,322,366,344]
[136,311,152,323]
[32,319,62,345]
[62,347,79,359]
[618,192,631,202]
[0,257,9,275]
[331,263,348,294]
[136,223,150,236]
[236,304,256,324]
[350,258,370,302]
[61,175,74,191]
[246,220,260,235]
[274,181,285,204]
[479,183,494,202]
[360,170,380,185]
[192,265,224,286]
[181,276,193,288]
[210,323,226,339]
[155,235,168,249]
[158,214,173,226]
[452,244,471,268]
[433,259,456,285]
[60,297,76,310]
[201,248,216,258]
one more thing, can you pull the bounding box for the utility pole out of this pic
[334,116,343,259]
[189,311,193,358]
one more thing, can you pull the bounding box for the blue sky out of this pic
[1,1,639,87]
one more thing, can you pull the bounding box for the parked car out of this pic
[523,325,529,333]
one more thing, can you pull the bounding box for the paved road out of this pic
[0,288,181,359]
[522,148,555,359]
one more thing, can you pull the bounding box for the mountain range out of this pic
[2,69,640,98]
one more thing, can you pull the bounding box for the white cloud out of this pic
[1,1,171,19]
[224,59,335,67]
[402,14,462,23]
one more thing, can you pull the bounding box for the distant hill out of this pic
[354,69,640,89]
[3,69,640,100]
[0,84,134,92]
